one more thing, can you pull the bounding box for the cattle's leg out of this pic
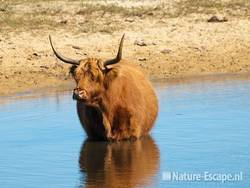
[111,114,142,140]
[102,113,113,140]
[129,115,142,139]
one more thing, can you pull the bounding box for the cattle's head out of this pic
[49,35,125,105]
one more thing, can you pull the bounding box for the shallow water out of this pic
[0,77,250,188]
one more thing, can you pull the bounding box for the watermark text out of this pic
[162,171,243,183]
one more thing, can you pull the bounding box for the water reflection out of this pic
[79,136,160,188]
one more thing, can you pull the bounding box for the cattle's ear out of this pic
[104,64,117,71]
[102,66,114,74]
[98,60,112,74]
[69,65,77,76]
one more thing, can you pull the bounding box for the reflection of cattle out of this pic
[49,35,158,141]
[79,136,159,188]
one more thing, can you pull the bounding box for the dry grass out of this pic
[0,0,160,33]
[76,3,161,17]
[0,15,57,31]
[77,19,122,34]
[0,1,58,31]
[175,0,250,17]
[0,0,249,33]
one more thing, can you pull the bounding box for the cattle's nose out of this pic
[73,89,80,100]
[72,92,79,100]
[73,89,88,100]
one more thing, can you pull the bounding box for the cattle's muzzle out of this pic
[73,88,88,101]
[72,92,81,100]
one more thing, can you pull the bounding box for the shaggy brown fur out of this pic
[49,35,158,141]
[74,58,158,141]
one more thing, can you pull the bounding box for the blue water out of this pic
[0,77,249,188]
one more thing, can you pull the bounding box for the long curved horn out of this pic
[103,34,125,68]
[49,35,80,65]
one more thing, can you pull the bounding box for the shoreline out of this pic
[1,72,250,99]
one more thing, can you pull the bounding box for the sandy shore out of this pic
[0,0,250,96]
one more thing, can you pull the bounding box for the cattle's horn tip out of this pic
[49,35,53,44]
[121,33,125,40]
